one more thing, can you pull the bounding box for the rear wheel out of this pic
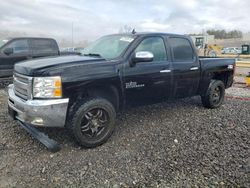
[67,98,116,148]
[208,50,217,57]
[201,80,225,109]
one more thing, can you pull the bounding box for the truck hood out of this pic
[14,55,107,76]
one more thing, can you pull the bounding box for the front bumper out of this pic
[8,84,69,127]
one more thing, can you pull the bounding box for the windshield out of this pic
[81,35,136,59]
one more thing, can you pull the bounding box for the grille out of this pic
[13,73,32,100]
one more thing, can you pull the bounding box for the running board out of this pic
[17,121,61,152]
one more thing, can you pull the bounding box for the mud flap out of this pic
[17,121,61,152]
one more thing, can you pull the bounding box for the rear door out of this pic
[30,39,59,58]
[0,39,30,77]
[124,36,172,106]
[168,37,200,98]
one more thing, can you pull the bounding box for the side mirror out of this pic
[132,51,154,64]
[3,48,14,55]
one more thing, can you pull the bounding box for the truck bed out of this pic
[199,57,235,70]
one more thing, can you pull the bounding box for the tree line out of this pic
[206,29,243,39]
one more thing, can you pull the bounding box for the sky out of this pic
[1,0,250,43]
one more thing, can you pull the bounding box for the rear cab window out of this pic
[169,37,194,62]
[31,39,58,55]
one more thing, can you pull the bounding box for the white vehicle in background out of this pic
[221,47,241,54]
[61,47,76,52]
[0,39,8,48]
[60,47,84,54]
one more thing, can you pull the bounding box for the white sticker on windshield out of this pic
[120,37,134,42]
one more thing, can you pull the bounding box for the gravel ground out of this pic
[236,67,250,76]
[0,78,12,89]
[0,87,249,188]
[226,86,250,98]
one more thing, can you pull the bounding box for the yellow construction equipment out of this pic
[246,73,250,86]
[198,44,223,57]
[246,77,250,86]
[198,45,250,58]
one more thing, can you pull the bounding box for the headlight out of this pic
[33,76,62,98]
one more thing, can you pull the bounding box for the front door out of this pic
[0,39,30,77]
[123,36,172,106]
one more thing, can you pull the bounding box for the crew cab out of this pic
[7,33,235,148]
[0,37,79,78]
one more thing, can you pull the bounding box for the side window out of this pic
[4,39,29,54]
[135,37,167,62]
[169,37,193,61]
[32,39,58,54]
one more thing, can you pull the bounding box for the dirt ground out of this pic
[0,87,249,188]
[236,67,250,77]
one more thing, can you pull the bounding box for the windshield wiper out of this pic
[83,53,102,58]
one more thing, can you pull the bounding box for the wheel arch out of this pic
[68,83,122,113]
[211,71,233,88]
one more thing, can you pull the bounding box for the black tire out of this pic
[66,98,116,148]
[208,50,217,57]
[201,80,225,109]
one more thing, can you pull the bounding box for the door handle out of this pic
[190,67,199,71]
[160,70,171,73]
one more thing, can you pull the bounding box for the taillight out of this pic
[233,64,236,77]
[228,64,236,77]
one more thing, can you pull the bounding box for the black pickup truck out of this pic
[0,37,79,79]
[0,38,60,78]
[7,33,235,148]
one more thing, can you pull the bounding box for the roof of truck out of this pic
[7,37,56,41]
[109,32,187,37]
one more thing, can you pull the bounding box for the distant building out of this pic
[189,34,215,48]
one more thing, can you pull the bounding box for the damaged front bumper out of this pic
[8,84,69,127]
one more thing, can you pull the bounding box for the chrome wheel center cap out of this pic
[92,119,98,127]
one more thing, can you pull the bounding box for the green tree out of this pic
[207,29,242,39]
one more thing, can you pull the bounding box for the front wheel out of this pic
[201,80,225,109]
[67,98,116,148]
